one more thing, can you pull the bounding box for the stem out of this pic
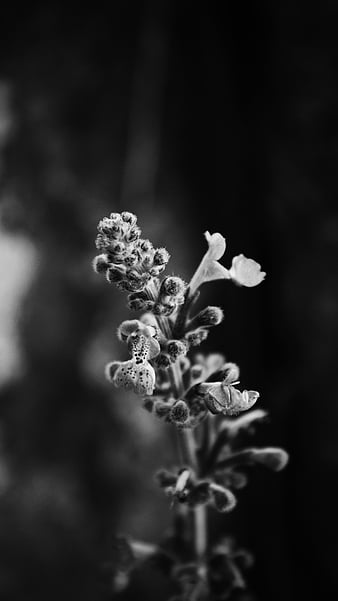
[150,296,208,565]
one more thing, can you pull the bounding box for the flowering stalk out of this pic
[93,212,287,601]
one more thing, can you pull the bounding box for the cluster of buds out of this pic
[93,212,170,293]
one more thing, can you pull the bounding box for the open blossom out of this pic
[229,254,266,287]
[106,319,160,396]
[189,231,266,293]
[198,380,260,416]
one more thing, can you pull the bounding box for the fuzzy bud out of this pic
[139,239,153,253]
[154,353,171,369]
[153,248,170,266]
[125,226,141,243]
[121,211,137,226]
[167,340,188,362]
[153,299,177,316]
[185,328,209,347]
[160,276,186,297]
[106,264,127,283]
[190,306,224,328]
[92,254,111,274]
[128,297,146,311]
[249,448,289,471]
[169,400,190,425]
[124,252,139,267]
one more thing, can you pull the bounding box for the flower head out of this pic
[189,231,266,293]
[106,318,160,396]
[93,212,170,293]
[198,380,259,416]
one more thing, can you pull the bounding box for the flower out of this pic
[106,359,156,396]
[189,231,266,293]
[189,232,231,294]
[198,381,259,416]
[106,318,161,396]
[229,254,266,287]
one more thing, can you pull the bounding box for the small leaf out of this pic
[210,483,237,512]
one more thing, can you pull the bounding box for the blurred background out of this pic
[0,1,337,599]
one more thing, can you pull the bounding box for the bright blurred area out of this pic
[0,2,338,600]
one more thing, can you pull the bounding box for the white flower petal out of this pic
[229,254,266,287]
[204,231,226,260]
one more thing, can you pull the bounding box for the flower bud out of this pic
[106,265,126,283]
[126,269,146,292]
[190,306,224,328]
[167,340,188,362]
[153,248,170,266]
[160,276,186,297]
[154,353,171,369]
[138,239,152,253]
[92,254,111,274]
[153,300,176,316]
[97,217,123,239]
[185,328,209,347]
[249,448,289,471]
[127,296,146,311]
[169,400,190,425]
[149,264,166,277]
[121,211,137,226]
[124,252,139,267]
[125,226,141,243]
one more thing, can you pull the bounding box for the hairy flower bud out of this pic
[160,276,186,297]
[92,253,111,274]
[154,353,171,369]
[127,296,146,311]
[106,264,127,283]
[167,340,188,362]
[121,211,137,226]
[189,306,224,328]
[169,400,190,425]
[185,328,209,347]
[153,248,170,266]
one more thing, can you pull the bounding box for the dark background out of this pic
[0,1,337,600]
